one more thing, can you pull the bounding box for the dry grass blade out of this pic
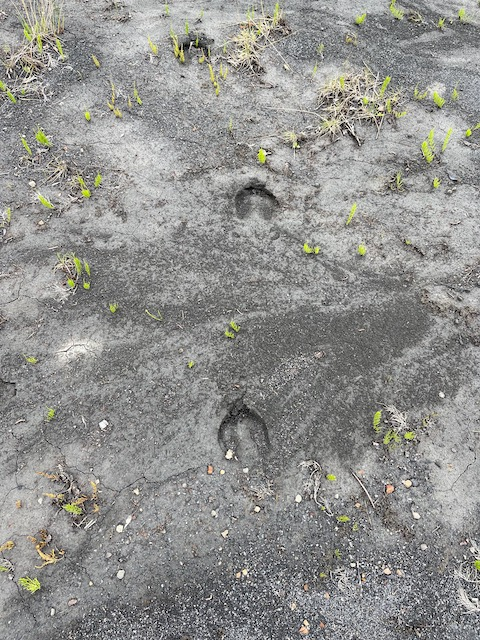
[227,4,290,73]
[317,68,404,145]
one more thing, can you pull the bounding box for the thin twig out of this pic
[351,471,376,510]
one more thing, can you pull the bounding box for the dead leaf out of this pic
[207,464,214,475]
[385,484,395,495]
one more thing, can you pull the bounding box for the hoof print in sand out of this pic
[218,396,270,465]
[234,180,278,220]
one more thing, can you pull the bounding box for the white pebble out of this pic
[412,510,421,520]
[420,544,428,551]
[99,419,109,430]
[116,524,124,533]
[439,391,445,399]
[117,569,125,579]
[295,494,302,503]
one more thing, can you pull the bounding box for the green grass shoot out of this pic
[337,515,350,523]
[451,85,459,101]
[83,281,90,290]
[45,407,55,422]
[413,86,427,100]
[147,36,158,55]
[35,128,51,147]
[389,1,404,20]
[326,474,336,481]
[442,128,453,152]
[133,83,142,105]
[73,256,82,276]
[37,193,54,209]
[257,148,267,164]
[81,189,91,198]
[24,355,38,364]
[433,177,441,188]
[229,320,240,333]
[357,244,366,256]
[187,361,195,368]
[404,431,416,440]
[84,261,91,276]
[19,577,41,594]
[109,302,118,313]
[92,54,100,67]
[379,76,391,97]
[185,20,189,35]
[63,503,83,515]
[346,202,357,226]
[55,38,65,59]
[303,243,320,254]
[84,111,91,121]
[373,410,382,433]
[437,17,446,29]
[433,91,445,108]
[421,141,434,163]
[0,80,17,103]
[21,136,32,156]
[94,173,102,188]
[458,8,467,20]
[355,13,367,25]
[224,330,235,339]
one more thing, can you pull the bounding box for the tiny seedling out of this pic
[187,361,195,368]
[433,91,445,108]
[148,36,158,56]
[35,128,51,147]
[379,76,391,97]
[355,13,367,25]
[345,32,358,46]
[336,515,350,523]
[413,85,427,100]
[94,173,102,188]
[437,17,446,29]
[185,20,189,35]
[63,503,83,516]
[433,177,441,188]
[18,577,41,594]
[389,170,404,192]
[145,309,163,321]
[109,302,119,313]
[133,83,142,105]
[0,80,17,103]
[84,111,91,121]
[92,54,100,67]
[45,407,56,422]
[326,474,336,481]
[164,3,170,16]
[458,8,467,21]
[224,330,235,339]
[24,355,38,364]
[442,128,453,152]
[451,85,459,101]
[357,244,366,256]
[389,1,404,20]
[345,202,357,226]
[229,320,240,333]
[284,131,300,151]
[373,410,382,433]
[257,148,267,164]
[21,136,32,156]
[303,243,320,255]
[37,192,54,209]
[421,129,435,164]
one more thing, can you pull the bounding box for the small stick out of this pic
[351,470,376,510]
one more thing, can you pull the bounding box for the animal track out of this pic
[218,396,270,466]
[234,180,278,220]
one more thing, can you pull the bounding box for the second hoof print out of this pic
[218,396,271,467]
[234,180,278,221]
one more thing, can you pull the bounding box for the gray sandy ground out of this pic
[1,1,479,638]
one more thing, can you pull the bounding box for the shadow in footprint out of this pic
[234,180,278,220]
[218,396,270,467]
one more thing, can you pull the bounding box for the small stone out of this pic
[420,544,428,551]
[295,494,303,503]
[132,488,140,495]
[211,510,217,517]
[243,467,249,474]
[68,598,78,606]
[116,524,124,533]
[117,569,125,579]
[125,515,132,528]
[50,608,55,616]
[37,219,45,226]
[402,479,412,488]
[396,569,405,577]
[253,506,261,513]
[221,529,229,539]
[225,449,234,460]
[99,419,109,430]
[235,571,241,579]
[439,391,445,399]
[106,552,112,558]
[383,567,392,575]
[219,469,225,475]
[89,581,93,586]
[412,510,421,520]
[28,180,36,188]
[241,568,248,576]
[385,484,395,495]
